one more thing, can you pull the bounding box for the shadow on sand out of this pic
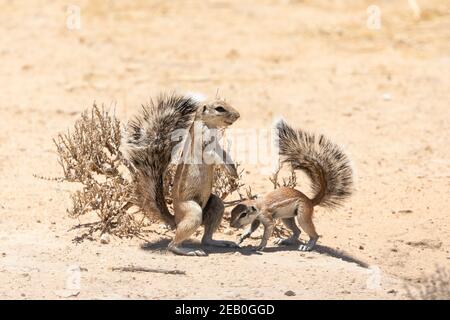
[140,238,369,267]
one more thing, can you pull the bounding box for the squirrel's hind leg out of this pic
[201,194,238,248]
[168,201,207,256]
[274,218,301,246]
[296,204,319,252]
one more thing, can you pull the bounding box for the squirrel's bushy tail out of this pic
[276,120,354,208]
[121,93,200,228]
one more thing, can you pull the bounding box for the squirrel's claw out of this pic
[169,246,208,257]
[274,237,300,246]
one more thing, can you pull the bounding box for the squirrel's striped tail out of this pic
[276,119,354,208]
[121,93,200,227]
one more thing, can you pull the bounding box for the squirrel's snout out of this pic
[229,112,240,123]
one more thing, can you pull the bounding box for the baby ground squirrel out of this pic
[230,120,354,252]
[121,93,240,256]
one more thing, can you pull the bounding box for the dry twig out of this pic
[111,266,186,275]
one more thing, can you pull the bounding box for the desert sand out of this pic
[0,0,449,299]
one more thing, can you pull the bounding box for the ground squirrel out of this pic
[121,93,240,256]
[230,119,354,252]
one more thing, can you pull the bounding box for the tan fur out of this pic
[168,99,240,256]
[123,94,240,256]
[231,187,319,251]
[230,120,354,252]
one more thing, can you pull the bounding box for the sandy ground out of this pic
[0,0,449,299]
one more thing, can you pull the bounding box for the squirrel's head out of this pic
[198,100,240,128]
[230,201,259,229]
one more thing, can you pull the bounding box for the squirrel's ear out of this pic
[202,105,207,113]
[250,206,257,211]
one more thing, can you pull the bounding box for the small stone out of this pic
[284,290,296,297]
[54,290,80,298]
[382,93,392,101]
[100,233,110,244]
[223,228,234,235]
[387,289,397,294]
[359,245,364,250]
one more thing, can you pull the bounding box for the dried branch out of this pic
[270,162,297,190]
[53,104,143,240]
[405,266,450,300]
[111,266,186,275]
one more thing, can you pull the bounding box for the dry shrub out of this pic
[267,162,298,239]
[54,104,244,241]
[53,104,142,241]
[405,267,450,300]
[269,162,297,190]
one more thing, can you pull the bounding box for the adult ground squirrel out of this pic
[230,120,354,252]
[122,93,240,256]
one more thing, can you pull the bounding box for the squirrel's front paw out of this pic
[236,237,245,247]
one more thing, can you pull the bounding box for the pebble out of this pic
[387,289,397,294]
[54,290,80,298]
[100,233,110,244]
[223,228,234,235]
[284,290,296,297]
[382,93,392,101]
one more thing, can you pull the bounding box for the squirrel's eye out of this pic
[215,106,226,113]
[240,212,248,219]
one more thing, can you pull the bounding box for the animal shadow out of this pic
[256,243,369,268]
[140,238,369,267]
[313,244,369,268]
[140,238,241,255]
